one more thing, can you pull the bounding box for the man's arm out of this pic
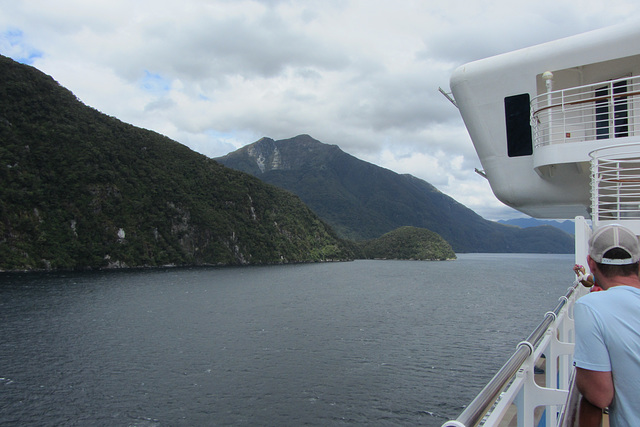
[578,396,603,427]
[575,367,614,409]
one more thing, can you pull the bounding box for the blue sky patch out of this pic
[1,28,43,64]
[140,71,171,94]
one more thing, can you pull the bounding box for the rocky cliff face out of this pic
[247,138,284,172]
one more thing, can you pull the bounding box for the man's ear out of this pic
[586,255,597,273]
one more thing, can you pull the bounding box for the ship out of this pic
[441,21,640,427]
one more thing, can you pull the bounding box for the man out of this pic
[574,224,640,427]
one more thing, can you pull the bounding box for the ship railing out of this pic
[531,75,640,149]
[590,143,640,234]
[441,277,589,427]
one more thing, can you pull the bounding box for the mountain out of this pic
[216,135,574,253]
[0,55,354,271]
[360,226,456,260]
[498,218,575,235]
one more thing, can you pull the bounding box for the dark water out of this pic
[0,254,574,426]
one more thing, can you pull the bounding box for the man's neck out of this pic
[601,275,640,290]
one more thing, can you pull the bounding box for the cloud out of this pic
[2,0,639,221]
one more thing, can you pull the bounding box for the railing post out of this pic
[590,151,600,227]
[574,216,589,268]
[543,71,554,146]
[554,309,576,391]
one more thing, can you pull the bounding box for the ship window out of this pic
[596,80,629,140]
[504,94,533,157]
[596,86,609,139]
[614,80,629,138]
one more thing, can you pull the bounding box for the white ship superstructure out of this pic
[450,21,640,222]
[442,21,640,427]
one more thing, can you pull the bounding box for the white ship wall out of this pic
[450,21,640,219]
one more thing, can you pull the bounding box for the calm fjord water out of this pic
[0,254,573,426]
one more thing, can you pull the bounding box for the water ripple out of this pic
[0,255,573,426]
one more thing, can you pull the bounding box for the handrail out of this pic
[530,74,640,149]
[442,283,580,427]
[532,90,640,116]
[449,345,530,427]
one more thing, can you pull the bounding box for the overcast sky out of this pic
[2,1,638,220]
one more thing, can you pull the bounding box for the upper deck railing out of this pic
[531,75,640,148]
[590,143,640,234]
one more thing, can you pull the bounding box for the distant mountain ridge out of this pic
[498,218,575,235]
[216,135,574,253]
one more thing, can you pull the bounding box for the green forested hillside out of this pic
[0,55,354,270]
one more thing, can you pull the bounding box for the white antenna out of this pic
[438,87,457,108]
[475,168,487,179]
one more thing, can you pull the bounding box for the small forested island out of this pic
[360,226,456,261]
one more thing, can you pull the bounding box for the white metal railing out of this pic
[590,143,640,232]
[532,75,640,148]
[442,217,592,427]
[441,280,589,427]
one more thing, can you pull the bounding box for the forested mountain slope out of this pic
[0,56,353,270]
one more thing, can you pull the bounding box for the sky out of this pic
[2,0,639,220]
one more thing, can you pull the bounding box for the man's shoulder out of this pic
[576,286,640,320]
[605,285,640,298]
[576,291,602,306]
[576,289,619,311]
[580,285,640,301]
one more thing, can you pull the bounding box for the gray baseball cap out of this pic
[589,224,640,265]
